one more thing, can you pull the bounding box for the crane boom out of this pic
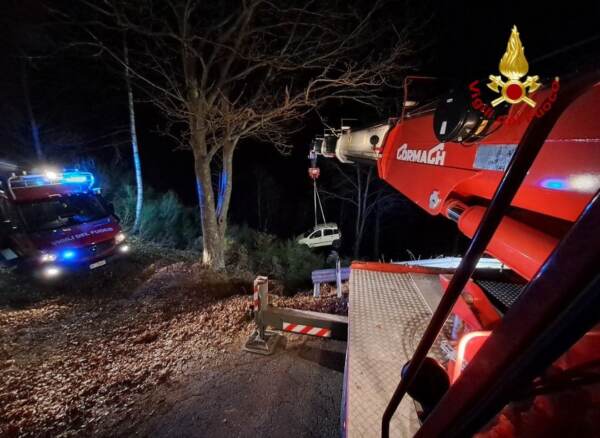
[324,81,600,279]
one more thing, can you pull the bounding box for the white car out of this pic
[297,223,341,248]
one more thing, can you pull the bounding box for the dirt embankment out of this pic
[0,243,347,437]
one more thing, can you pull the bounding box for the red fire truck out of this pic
[0,164,128,279]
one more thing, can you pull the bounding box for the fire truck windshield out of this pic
[18,194,109,232]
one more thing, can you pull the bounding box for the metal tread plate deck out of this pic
[346,269,447,437]
[475,279,525,311]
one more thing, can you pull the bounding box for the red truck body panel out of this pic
[29,216,121,258]
[379,84,600,223]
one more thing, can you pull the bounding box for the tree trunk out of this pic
[124,38,144,234]
[195,156,226,269]
[20,59,43,160]
[217,142,235,236]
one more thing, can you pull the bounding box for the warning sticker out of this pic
[473,144,517,171]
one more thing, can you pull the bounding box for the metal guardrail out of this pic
[312,268,350,283]
[311,263,349,298]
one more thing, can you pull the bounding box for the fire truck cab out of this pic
[0,166,128,279]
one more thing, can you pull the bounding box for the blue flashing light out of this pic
[541,178,567,190]
[9,170,95,194]
[63,175,88,183]
[61,171,95,190]
[62,249,77,260]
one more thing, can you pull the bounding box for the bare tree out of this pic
[320,162,407,259]
[76,0,411,269]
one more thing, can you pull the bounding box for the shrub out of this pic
[92,166,321,285]
[277,239,324,291]
[226,225,322,294]
[108,182,201,250]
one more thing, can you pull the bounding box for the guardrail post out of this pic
[314,282,321,298]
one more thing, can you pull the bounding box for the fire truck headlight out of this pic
[119,244,130,253]
[115,232,126,244]
[43,266,62,278]
[40,252,58,263]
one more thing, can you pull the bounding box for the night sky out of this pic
[2,0,599,260]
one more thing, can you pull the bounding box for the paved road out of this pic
[130,335,346,438]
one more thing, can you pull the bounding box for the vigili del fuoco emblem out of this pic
[488,25,541,107]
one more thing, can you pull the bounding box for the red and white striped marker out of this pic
[253,276,267,312]
[282,322,331,338]
[253,284,260,312]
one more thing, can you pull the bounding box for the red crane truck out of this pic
[246,38,600,436]
[325,67,600,436]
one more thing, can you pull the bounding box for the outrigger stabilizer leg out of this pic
[244,276,282,355]
[244,276,348,356]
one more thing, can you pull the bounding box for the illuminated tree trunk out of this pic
[193,139,234,270]
[195,159,222,268]
[124,38,144,234]
[218,142,235,233]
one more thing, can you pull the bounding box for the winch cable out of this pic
[314,179,327,226]
[309,144,327,228]
[313,178,318,227]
